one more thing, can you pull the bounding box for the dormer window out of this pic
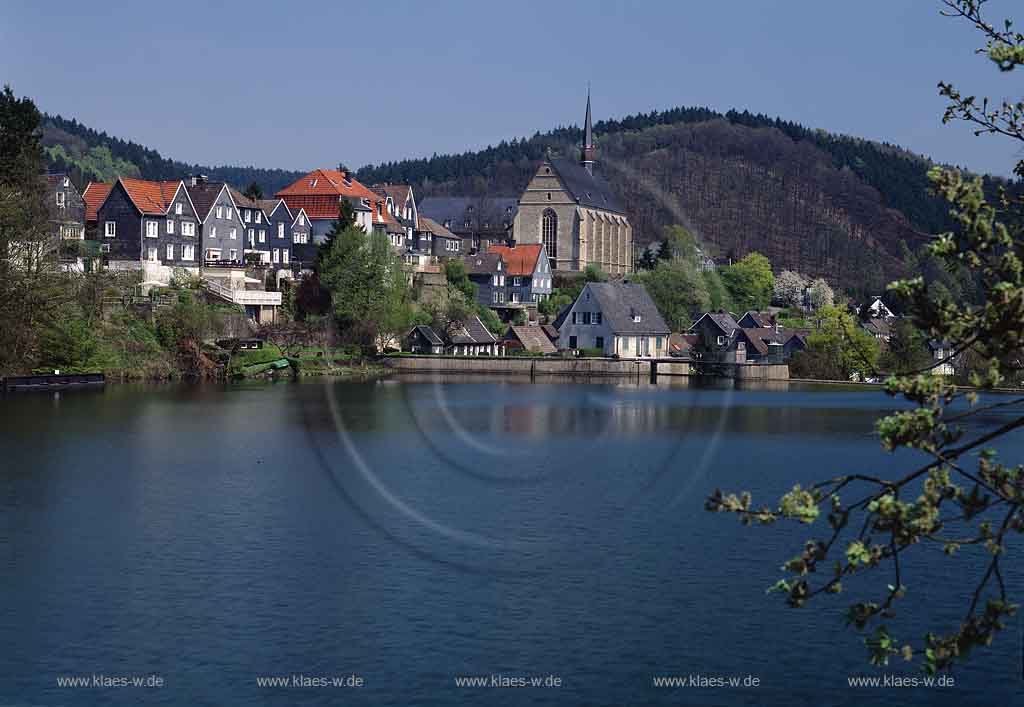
[310,179,318,188]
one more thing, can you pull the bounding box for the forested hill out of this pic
[356,107,1008,292]
[40,114,304,195]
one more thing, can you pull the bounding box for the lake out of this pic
[1,376,1021,706]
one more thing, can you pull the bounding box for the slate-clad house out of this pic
[413,216,462,258]
[404,325,444,354]
[689,311,742,362]
[46,174,85,241]
[226,187,272,264]
[737,311,775,329]
[93,177,200,272]
[257,198,295,267]
[559,281,669,357]
[184,177,244,264]
[486,242,552,308]
[463,251,508,311]
[418,196,519,254]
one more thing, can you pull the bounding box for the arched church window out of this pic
[542,209,557,267]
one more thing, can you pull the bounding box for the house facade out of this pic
[257,198,295,268]
[184,177,244,264]
[689,311,742,362]
[558,282,669,357]
[463,251,508,311]
[413,216,462,260]
[93,178,201,274]
[486,242,552,308]
[513,93,632,275]
[46,174,85,241]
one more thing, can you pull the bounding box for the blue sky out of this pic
[2,0,1019,175]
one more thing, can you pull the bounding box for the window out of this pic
[216,206,223,219]
[206,249,221,261]
[294,232,308,244]
[282,250,289,264]
[56,191,65,208]
[229,249,238,260]
[147,246,158,262]
[623,337,631,351]
[256,212,262,224]
[716,335,726,346]
[582,312,592,325]
[571,312,577,324]
[175,202,183,215]
[542,209,557,264]
[146,221,158,238]
[511,292,520,303]
[656,337,664,350]
[298,214,305,226]
[499,275,505,286]
[492,274,499,286]
[632,313,642,323]
[596,312,602,325]
[532,293,538,302]
[737,342,746,352]
[513,276,521,287]
[104,221,116,238]
[569,335,578,349]
[492,291,498,303]
[167,219,174,234]
[230,228,237,240]
[182,244,194,261]
[258,229,266,243]
[546,192,551,200]
[272,248,280,263]
[278,223,285,239]
[166,244,174,260]
[100,243,110,253]
[596,336,604,349]
[248,228,255,244]
[182,222,195,237]
[225,208,232,220]
[210,227,217,239]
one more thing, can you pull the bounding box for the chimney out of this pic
[189,174,207,187]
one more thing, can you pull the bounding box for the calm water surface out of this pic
[1,376,1021,706]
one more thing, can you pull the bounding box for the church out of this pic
[514,93,633,275]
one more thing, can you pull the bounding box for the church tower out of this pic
[580,88,596,174]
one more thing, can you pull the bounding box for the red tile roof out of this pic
[487,243,543,276]
[120,178,182,215]
[82,182,113,222]
[276,169,386,221]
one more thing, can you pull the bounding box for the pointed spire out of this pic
[581,84,596,174]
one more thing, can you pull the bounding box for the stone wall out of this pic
[384,355,692,377]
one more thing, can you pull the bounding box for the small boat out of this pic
[2,373,106,393]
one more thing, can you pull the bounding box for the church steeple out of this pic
[581,86,596,174]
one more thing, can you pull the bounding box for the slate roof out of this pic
[863,318,892,337]
[184,181,227,220]
[374,184,411,205]
[418,197,519,229]
[669,333,699,354]
[450,315,496,345]
[549,158,625,214]
[487,243,544,276]
[738,311,775,328]
[541,324,559,344]
[416,216,458,239]
[258,198,289,219]
[463,252,504,275]
[694,311,740,335]
[228,186,265,211]
[410,325,443,346]
[505,325,557,354]
[82,181,113,221]
[584,282,670,335]
[551,304,572,331]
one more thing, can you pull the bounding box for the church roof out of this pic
[549,158,625,215]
